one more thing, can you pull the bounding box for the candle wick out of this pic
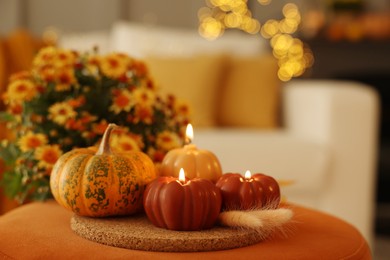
[184,137,192,145]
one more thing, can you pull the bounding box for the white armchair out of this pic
[195,80,380,246]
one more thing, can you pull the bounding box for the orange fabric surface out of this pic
[0,201,371,260]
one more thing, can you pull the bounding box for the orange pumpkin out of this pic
[50,124,156,217]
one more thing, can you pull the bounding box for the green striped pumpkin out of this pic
[50,124,156,217]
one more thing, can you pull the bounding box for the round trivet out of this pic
[70,214,269,252]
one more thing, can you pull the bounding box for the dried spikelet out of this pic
[250,208,293,227]
[218,208,293,237]
[250,208,293,236]
[218,210,263,229]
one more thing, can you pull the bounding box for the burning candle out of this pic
[216,171,281,211]
[143,168,222,231]
[159,124,222,183]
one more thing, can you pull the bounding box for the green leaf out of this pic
[0,142,20,166]
[0,112,15,122]
[29,178,52,201]
[0,170,22,199]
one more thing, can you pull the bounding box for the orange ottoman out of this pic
[0,201,370,260]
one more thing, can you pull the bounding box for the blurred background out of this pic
[0,0,389,257]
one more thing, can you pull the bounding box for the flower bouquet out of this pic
[0,46,190,203]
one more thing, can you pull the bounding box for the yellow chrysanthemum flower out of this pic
[55,49,77,67]
[18,132,48,152]
[34,145,63,169]
[133,105,154,124]
[156,131,182,152]
[175,100,191,117]
[33,46,57,68]
[85,56,101,77]
[5,79,37,103]
[133,88,156,107]
[100,53,131,78]
[35,65,56,83]
[110,89,135,114]
[33,47,76,69]
[55,68,76,91]
[0,46,190,203]
[111,134,141,152]
[48,102,77,125]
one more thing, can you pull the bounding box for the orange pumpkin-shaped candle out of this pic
[143,168,222,231]
[50,124,156,217]
[216,171,281,211]
[159,124,222,183]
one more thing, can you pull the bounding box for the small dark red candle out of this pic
[143,168,222,231]
[216,171,281,211]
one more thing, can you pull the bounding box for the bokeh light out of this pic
[198,1,314,81]
[257,0,271,5]
[199,0,261,38]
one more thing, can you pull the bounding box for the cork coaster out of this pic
[70,214,268,252]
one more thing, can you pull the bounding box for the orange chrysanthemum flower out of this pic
[18,132,48,152]
[133,105,154,124]
[34,145,63,169]
[93,120,110,135]
[7,102,23,115]
[110,89,135,114]
[131,60,148,77]
[68,96,86,108]
[0,46,190,203]
[66,112,96,131]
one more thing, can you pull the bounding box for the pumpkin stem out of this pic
[96,123,118,155]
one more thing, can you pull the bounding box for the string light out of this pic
[198,1,314,81]
[199,0,260,40]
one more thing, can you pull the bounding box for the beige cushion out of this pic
[217,54,281,128]
[144,55,224,127]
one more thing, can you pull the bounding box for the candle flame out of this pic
[245,170,252,179]
[179,168,186,183]
[185,124,194,144]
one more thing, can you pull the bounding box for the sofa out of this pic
[57,21,380,247]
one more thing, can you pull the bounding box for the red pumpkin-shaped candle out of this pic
[216,171,280,211]
[143,169,222,231]
[159,124,222,183]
